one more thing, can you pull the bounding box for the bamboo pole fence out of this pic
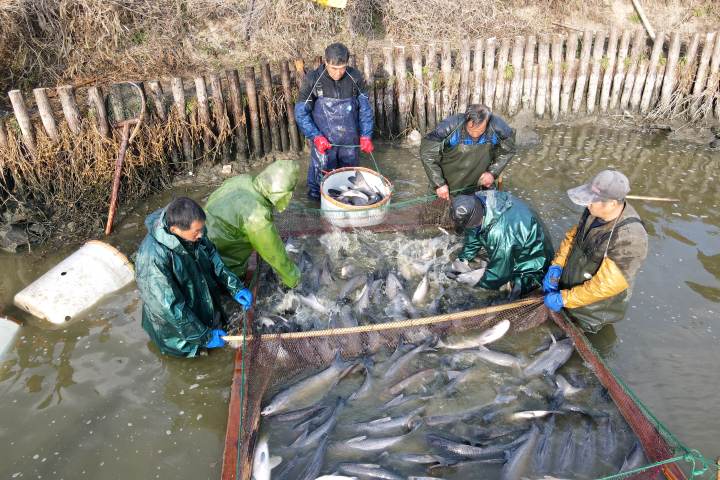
[2,30,719,171]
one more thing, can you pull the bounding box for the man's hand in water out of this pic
[480,172,495,188]
[436,184,450,201]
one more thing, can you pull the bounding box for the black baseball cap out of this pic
[567,170,630,206]
[450,195,485,229]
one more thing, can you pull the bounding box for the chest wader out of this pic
[306,77,361,198]
[440,141,493,195]
[559,214,643,333]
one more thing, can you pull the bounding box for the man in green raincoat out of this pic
[420,104,516,201]
[205,160,301,289]
[449,191,553,297]
[135,197,253,358]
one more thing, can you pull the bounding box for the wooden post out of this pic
[530,64,538,110]
[194,76,214,158]
[395,45,409,134]
[244,67,263,157]
[281,61,301,152]
[108,84,126,124]
[171,77,194,167]
[560,32,578,115]
[261,62,282,151]
[210,74,233,163]
[57,85,82,134]
[426,43,438,129]
[659,32,681,110]
[572,31,593,114]
[471,39,484,105]
[0,120,7,149]
[483,38,497,110]
[508,36,525,115]
[535,35,550,117]
[226,69,250,161]
[33,88,59,140]
[640,31,666,113]
[703,33,720,118]
[458,40,471,113]
[258,69,272,153]
[375,55,385,133]
[87,86,110,138]
[294,59,306,91]
[522,35,536,110]
[8,90,36,154]
[441,42,453,117]
[411,44,426,133]
[629,56,649,111]
[651,61,665,106]
[586,31,606,114]
[363,53,376,133]
[147,81,168,121]
[494,37,511,112]
[680,33,701,107]
[610,30,632,110]
[383,46,396,135]
[620,31,645,110]
[600,28,619,112]
[550,35,563,119]
[690,32,717,116]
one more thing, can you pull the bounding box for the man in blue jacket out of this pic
[294,42,375,200]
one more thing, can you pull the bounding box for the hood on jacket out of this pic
[252,160,299,212]
[476,190,513,229]
[145,208,187,253]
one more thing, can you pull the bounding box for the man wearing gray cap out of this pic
[543,170,648,333]
[448,190,553,297]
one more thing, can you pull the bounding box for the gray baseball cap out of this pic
[567,170,630,206]
[450,195,485,229]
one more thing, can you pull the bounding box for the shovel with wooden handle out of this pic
[105,82,146,236]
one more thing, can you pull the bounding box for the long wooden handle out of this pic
[626,195,679,202]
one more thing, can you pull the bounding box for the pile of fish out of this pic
[252,321,648,480]
[252,230,495,334]
[327,171,386,207]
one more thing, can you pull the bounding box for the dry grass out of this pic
[0,115,193,238]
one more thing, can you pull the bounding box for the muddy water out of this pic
[1,124,719,479]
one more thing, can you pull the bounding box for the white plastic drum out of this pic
[320,167,393,228]
[0,316,20,356]
[13,240,135,325]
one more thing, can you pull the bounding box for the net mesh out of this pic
[221,196,702,480]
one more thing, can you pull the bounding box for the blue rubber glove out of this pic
[206,329,227,348]
[234,288,253,311]
[544,292,564,312]
[542,265,563,293]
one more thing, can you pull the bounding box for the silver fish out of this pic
[452,345,525,369]
[509,410,560,420]
[338,463,403,480]
[340,274,367,300]
[523,338,574,377]
[261,353,355,416]
[343,427,416,451]
[385,272,404,299]
[555,373,583,398]
[501,424,541,480]
[412,274,430,305]
[620,441,647,472]
[353,407,424,435]
[388,369,440,395]
[291,397,344,449]
[437,320,511,349]
[251,434,273,480]
[392,453,446,464]
[354,282,371,314]
[296,435,329,480]
[297,293,328,314]
[383,340,434,385]
[455,267,487,285]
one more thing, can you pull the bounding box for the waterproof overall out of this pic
[307,95,360,198]
[559,212,644,333]
[440,138,495,194]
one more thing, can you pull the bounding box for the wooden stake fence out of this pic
[2,30,720,168]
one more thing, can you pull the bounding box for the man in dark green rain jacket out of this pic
[450,191,553,296]
[205,160,301,289]
[420,104,516,201]
[135,197,253,358]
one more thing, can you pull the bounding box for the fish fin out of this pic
[269,456,282,469]
[290,429,308,448]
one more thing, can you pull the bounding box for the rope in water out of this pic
[223,297,541,343]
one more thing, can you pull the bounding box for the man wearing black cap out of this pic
[543,170,648,333]
[450,190,553,296]
[420,104,516,201]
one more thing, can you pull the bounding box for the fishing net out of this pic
[221,195,709,480]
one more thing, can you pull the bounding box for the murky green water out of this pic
[1,124,719,479]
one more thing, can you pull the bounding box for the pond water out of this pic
[1,123,719,479]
